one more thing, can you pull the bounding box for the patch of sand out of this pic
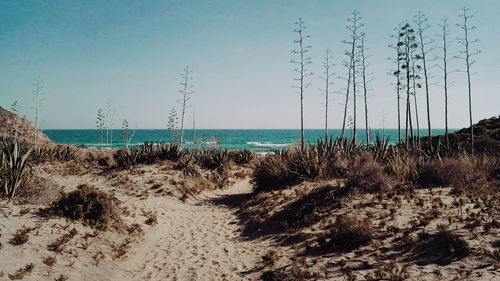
[111,179,274,281]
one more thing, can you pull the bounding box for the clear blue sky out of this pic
[1,0,498,129]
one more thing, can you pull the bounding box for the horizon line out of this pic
[42,128,458,130]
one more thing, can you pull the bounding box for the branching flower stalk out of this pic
[291,18,313,151]
[32,76,43,149]
[319,48,334,141]
[398,23,418,143]
[389,28,403,144]
[437,17,452,146]
[410,44,421,139]
[96,108,105,152]
[457,7,480,154]
[343,10,363,143]
[360,32,371,145]
[178,66,194,149]
[414,12,434,142]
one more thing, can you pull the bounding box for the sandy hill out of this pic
[0,106,51,144]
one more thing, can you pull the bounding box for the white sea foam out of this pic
[247,141,289,148]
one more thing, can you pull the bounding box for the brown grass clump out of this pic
[144,211,158,225]
[275,185,349,230]
[368,260,410,281]
[261,266,320,281]
[320,214,373,252]
[384,150,419,185]
[410,230,470,266]
[261,250,280,266]
[54,274,69,281]
[252,153,299,193]
[346,152,392,193]
[7,263,34,280]
[43,184,119,230]
[418,156,493,193]
[43,256,57,267]
[10,226,36,246]
[48,228,78,252]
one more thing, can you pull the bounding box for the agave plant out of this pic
[0,141,32,198]
[157,143,183,161]
[114,148,139,168]
[51,145,77,161]
[196,149,229,170]
[137,142,157,163]
[174,154,201,177]
[230,149,255,165]
[370,135,391,161]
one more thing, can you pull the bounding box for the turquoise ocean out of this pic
[44,129,453,151]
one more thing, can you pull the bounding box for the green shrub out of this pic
[156,143,183,161]
[196,149,229,170]
[230,149,255,165]
[31,145,77,162]
[251,152,299,193]
[174,155,200,177]
[0,140,32,198]
[114,149,139,168]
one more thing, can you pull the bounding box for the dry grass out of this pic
[10,226,35,246]
[415,155,500,198]
[7,263,34,280]
[319,214,373,253]
[43,256,57,267]
[42,184,120,230]
[346,152,392,193]
[47,228,78,253]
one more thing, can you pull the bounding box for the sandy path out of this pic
[112,179,270,281]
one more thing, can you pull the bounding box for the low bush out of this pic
[174,155,201,177]
[31,145,77,163]
[251,141,353,193]
[8,263,34,280]
[418,156,492,193]
[114,143,186,168]
[196,149,229,170]
[346,152,392,193]
[230,149,255,165]
[43,184,118,230]
[10,227,34,246]
[47,228,78,252]
[275,185,349,230]
[412,230,469,265]
[114,149,139,168]
[0,140,32,198]
[320,214,373,252]
[252,152,298,193]
[156,143,183,161]
[384,150,419,185]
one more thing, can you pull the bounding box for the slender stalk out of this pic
[179,66,193,149]
[320,49,334,141]
[360,33,370,145]
[414,12,433,142]
[291,18,312,151]
[440,18,450,146]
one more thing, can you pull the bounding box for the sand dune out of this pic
[111,179,273,281]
